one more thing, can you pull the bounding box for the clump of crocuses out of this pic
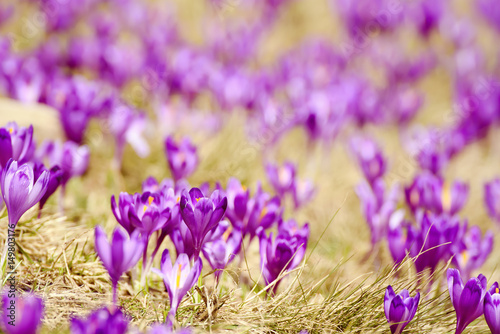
[384,286,420,334]
[1,292,44,334]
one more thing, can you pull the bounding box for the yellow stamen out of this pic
[223,227,232,242]
[143,205,148,213]
[496,288,499,294]
[461,250,468,264]
[442,183,451,212]
[176,196,180,203]
[260,207,268,219]
[176,264,182,288]
[8,128,13,134]
[196,198,200,202]
[148,196,154,205]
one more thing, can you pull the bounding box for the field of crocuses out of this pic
[1,0,500,333]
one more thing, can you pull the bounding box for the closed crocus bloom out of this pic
[0,122,34,168]
[33,163,64,215]
[349,136,387,186]
[292,179,316,209]
[1,159,50,226]
[384,286,420,334]
[447,268,488,334]
[164,136,198,182]
[94,225,145,305]
[154,250,202,324]
[1,292,44,334]
[484,282,500,334]
[179,188,227,261]
[265,161,296,198]
[485,179,500,224]
[258,222,309,294]
[70,307,129,334]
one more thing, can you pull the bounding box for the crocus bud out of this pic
[179,188,227,261]
[164,136,198,182]
[1,159,50,226]
[94,226,145,305]
[447,268,487,334]
[154,250,202,324]
[33,163,63,214]
[70,307,129,334]
[1,292,44,334]
[484,282,500,334]
[384,286,420,334]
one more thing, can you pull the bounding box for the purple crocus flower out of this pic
[485,178,500,224]
[292,179,316,209]
[1,159,49,226]
[224,181,282,242]
[258,221,309,294]
[33,163,64,216]
[349,136,387,186]
[447,268,488,334]
[408,212,461,274]
[356,179,399,246]
[384,286,420,334]
[94,225,145,305]
[202,222,242,282]
[405,173,468,216]
[265,161,296,198]
[37,140,90,187]
[108,105,150,168]
[179,188,227,261]
[452,225,493,281]
[1,292,44,334]
[164,136,198,182]
[484,282,500,334]
[0,122,34,168]
[70,307,129,334]
[154,250,202,324]
[111,192,172,238]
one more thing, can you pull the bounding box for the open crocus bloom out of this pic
[153,249,202,324]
